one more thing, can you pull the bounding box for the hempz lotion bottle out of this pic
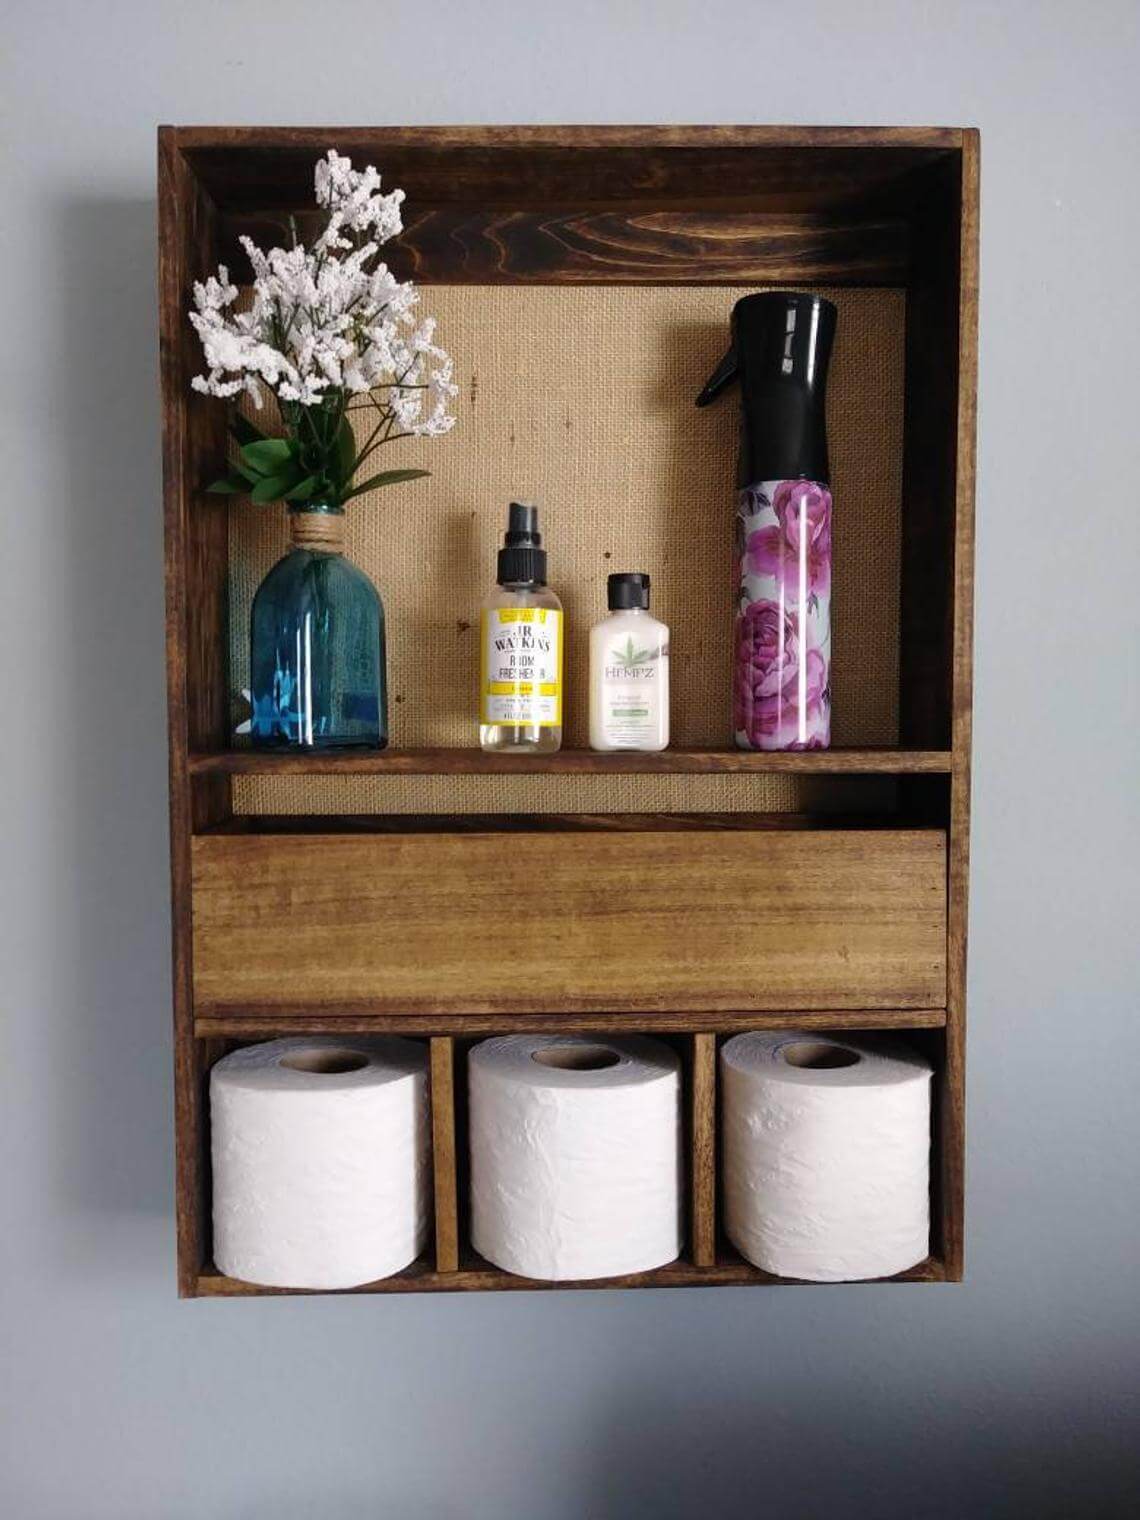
[479,502,563,753]
[589,573,670,752]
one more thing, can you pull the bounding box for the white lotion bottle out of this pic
[589,573,670,752]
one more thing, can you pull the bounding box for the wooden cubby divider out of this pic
[690,1034,717,1268]
[430,1037,460,1274]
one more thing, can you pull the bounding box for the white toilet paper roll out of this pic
[470,1034,682,1281]
[722,1031,931,1282]
[211,1036,429,1290]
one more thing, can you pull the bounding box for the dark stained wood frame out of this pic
[159,124,977,1297]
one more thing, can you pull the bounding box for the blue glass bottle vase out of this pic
[249,504,387,749]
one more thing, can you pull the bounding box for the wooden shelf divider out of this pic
[189,746,954,778]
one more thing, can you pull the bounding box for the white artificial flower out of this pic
[188,150,455,449]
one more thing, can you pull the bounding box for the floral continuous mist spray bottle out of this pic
[697,292,837,751]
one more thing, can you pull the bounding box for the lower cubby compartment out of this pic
[189,1015,953,1296]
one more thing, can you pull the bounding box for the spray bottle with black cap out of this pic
[697,292,836,751]
[480,501,564,753]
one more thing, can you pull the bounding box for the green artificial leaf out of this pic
[284,475,320,502]
[250,472,299,503]
[241,438,293,476]
[335,418,356,489]
[343,468,430,501]
[229,414,269,448]
[205,476,249,495]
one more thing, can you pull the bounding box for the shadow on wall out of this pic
[574,1354,1140,1520]
[48,195,174,1224]
[200,1342,1140,1520]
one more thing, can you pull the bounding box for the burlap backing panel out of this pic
[234,773,896,817]
[229,284,904,814]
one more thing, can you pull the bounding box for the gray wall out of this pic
[3,3,1137,1516]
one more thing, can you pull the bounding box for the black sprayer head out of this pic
[696,292,837,486]
[497,500,547,585]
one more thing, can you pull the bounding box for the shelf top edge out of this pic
[161,124,969,152]
[188,746,955,777]
[195,1008,949,1037]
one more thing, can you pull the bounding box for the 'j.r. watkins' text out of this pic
[494,631,552,654]
[493,629,553,672]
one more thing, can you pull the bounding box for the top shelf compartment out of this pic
[162,125,974,825]
[180,125,967,289]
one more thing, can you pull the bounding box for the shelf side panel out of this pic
[942,130,980,1281]
[897,157,963,751]
[159,130,230,1294]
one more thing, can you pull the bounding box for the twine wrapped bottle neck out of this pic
[289,507,346,553]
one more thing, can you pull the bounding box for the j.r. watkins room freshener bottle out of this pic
[697,292,837,751]
[479,502,564,754]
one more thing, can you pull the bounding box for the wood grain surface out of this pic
[220,207,910,286]
[690,1034,718,1267]
[194,1248,946,1297]
[197,1008,946,1038]
[191,828,947,1014]
[159,129,231,1295]
[430,1038,459,1273]
[940,129,980,1281]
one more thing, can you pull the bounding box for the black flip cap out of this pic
[608,573,650,611]
[497,500,547,585]
[696,292,837,486]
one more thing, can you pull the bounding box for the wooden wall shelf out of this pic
[159,124,977,1298]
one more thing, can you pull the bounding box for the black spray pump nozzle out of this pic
[696,292,837,486]
[497,500,547,585]
[504,499,541,546]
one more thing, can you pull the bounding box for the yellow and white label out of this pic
[480,607,563,726]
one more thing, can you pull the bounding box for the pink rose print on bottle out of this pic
[734,480,831,750]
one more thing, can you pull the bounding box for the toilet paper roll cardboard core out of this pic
[531,1045,622,1072]
[279,1049,370,1075]
[782,1042,862,1070]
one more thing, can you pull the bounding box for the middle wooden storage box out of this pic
[192,824,947,1014]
